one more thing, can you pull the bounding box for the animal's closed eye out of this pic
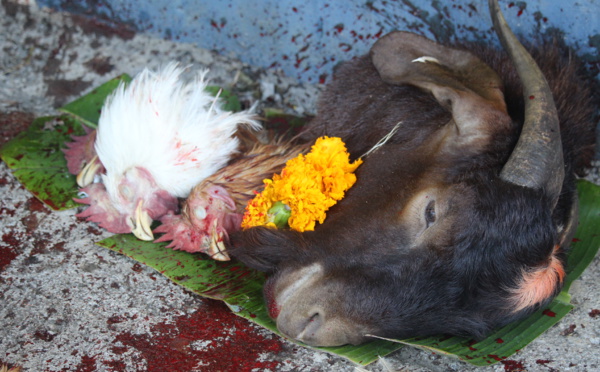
[425,200,436,228]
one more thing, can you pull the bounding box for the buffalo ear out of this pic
[228,227,308,272]
[370,31,511,153]
[508,245,565,312]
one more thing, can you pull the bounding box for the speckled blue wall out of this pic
[38,0,599,83]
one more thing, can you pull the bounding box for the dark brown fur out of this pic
[229,37,598,346]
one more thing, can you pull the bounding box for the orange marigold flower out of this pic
[241,136,362,232]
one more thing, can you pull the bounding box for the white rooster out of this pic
[72,63,259,241]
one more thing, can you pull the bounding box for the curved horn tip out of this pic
[490,0,564,203]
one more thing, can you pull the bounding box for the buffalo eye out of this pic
[425,200,436,228]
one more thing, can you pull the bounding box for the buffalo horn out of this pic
[489,0,564,203]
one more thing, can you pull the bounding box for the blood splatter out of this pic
[467,339,477,351]
[0,233,20,271]
[74,355,97,372]
[34,329,56,342]
[561,324,577,336]
[501,359,526,371]
[542,309,556,317]
[0,111,34,147]
[588,309,600,318]
[114,299,284,371]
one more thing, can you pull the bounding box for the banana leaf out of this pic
[0,75,132,210]
[96,234,403,365]
[96,180,600,366]
[1,75,599,366]
[59,74,132,128]
[0,115,86,210]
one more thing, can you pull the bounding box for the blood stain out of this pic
[34,329,56,342]
[501,360,525,371]
[74,355,97,372]
[542,309,556,317]
[561,324,576,336]
[114,299,284,371]
[0,234,20,271]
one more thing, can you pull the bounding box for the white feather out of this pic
[95,62,260,200]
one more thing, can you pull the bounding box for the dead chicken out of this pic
[154,130,309,260]
[65,63,259,240]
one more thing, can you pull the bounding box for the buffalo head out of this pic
[229,0,592,346]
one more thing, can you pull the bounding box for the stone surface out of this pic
[1,1,599,371]
[37,0,600,84]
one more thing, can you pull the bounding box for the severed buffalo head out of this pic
[229,0,596,346]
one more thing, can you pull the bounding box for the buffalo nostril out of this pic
[278,307,367,346]
[296,311,323,342]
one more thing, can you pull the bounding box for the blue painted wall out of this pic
[38,0,599,83]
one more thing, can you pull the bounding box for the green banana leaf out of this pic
[0,115,86,210]
[59,74,132,129]
[1,75,599,366]
[96,234,403,365]
[0,75,132,210]
[96,180,600,366]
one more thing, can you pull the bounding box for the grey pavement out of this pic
[1,2,599,371]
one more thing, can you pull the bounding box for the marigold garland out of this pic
[241,136,362,232]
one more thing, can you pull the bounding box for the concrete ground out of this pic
[1,1,599,371]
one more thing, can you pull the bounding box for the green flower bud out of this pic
[267,201,291,229]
